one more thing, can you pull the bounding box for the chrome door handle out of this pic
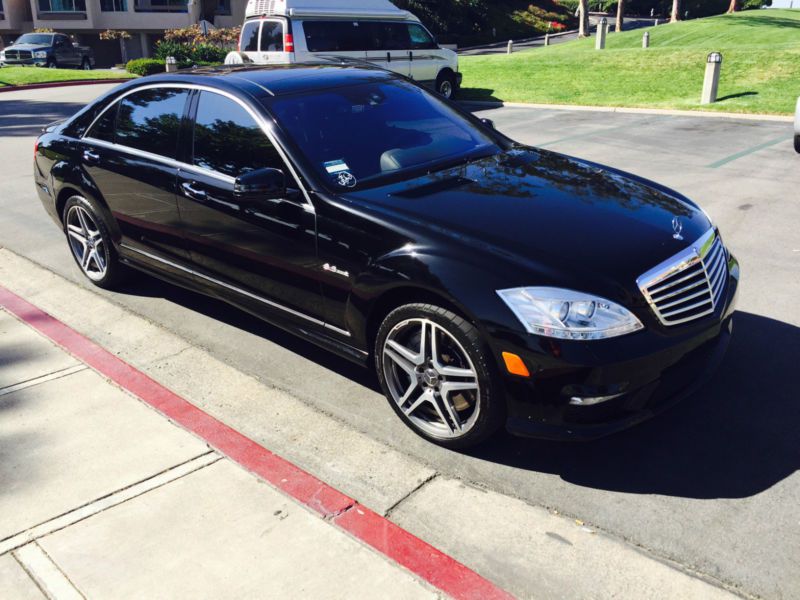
[181,182,206,200]
[83,149,99,163]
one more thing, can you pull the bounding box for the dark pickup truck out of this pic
[0,32,94,69]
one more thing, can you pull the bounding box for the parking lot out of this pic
[1,84,799,598]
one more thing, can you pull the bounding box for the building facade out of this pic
[1,0,246,66]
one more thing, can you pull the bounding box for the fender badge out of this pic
[672,217,684,241]
[323,263,350,278]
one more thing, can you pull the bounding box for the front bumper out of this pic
[496,258,740,441]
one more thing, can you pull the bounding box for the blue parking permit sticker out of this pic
[324,159,350,174]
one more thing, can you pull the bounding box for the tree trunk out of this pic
[727,0,739,12]
[671,0,681,23]
[616,0,625,32]
[119,38,128,65]
[579,0,590,37]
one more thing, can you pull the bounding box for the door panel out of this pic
[177,90,324,324]
[82,87,191,266]
[407,23,443,83]
[364,21,411,78]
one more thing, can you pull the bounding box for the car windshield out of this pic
[15,34,54,45]
[266,80,500,190]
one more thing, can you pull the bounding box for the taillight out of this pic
[34,140,39,157]
[284,33,294,53]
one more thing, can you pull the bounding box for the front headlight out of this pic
[497,287,643,340]
[34,51,48,59]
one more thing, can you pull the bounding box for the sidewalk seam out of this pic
[384,472,440,518]
[0,364,88,397]
[0,452,220,555]
[13,541,86,600]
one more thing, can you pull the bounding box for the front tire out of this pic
[375,303,504,449]
[63,195,125,289]
[46,58,57,69]
[435,71,457,100]
[81,58,91,71]
[794,134,800,154]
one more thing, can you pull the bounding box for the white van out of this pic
[231,0,462,98]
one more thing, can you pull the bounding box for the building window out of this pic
[214,0,230,15]
[134,0,188,12]
[100,0,127,11]
[38,0,87,11]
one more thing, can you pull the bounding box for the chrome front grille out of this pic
[6,50,32,60]
[637,229,728,326]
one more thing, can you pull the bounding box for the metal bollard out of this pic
[701,52,723,104]
[654,18,659,26]
[596,17,608,50]
[507,40,513,54]
[643,31,650,49]
[165,55,178,73]
[544,33,550,47]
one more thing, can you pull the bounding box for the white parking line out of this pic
[13,542,84,600]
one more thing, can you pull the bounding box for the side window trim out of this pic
[80,83,315,213]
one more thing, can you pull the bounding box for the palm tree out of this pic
[616,0,625,32]
[579,0,590,37]
[671,0,681,22]
[727,0,739,12]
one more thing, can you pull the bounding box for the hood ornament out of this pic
[672,217,684,241]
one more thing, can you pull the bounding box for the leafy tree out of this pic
[100,30,132,65]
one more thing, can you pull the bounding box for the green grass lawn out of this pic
[459,9,800,114]
[0,66,135,88]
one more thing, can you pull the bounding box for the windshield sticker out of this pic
[324,159,350,174]
[336,172,357,188]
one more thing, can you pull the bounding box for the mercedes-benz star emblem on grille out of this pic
[672,217,684,241]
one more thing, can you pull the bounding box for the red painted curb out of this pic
[0,284,514,600]
[0,78,130,93]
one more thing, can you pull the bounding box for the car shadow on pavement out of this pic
[469,311,800,500]
[0,100,87,137]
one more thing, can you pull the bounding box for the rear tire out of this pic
[62,195,126,289]
[46,59,57,69]
[81,58,91,70]
[375,303,504,449]
[435,71,457,100]
[794,134,800,154]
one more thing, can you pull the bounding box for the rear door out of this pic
[81,86,191,272]
[176,89,324,326]
[54,35,77,66]
[364,21,411,78]
[255,18,292,64]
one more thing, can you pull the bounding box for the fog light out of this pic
[569,392,625,406]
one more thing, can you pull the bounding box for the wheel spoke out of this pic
[76,208,90,235]
[385,344,418,378]
[94,244,106,271]
[67,226,87,245]
[431,393,458,434]
[438,392,463,433]
[402,388,430,416]
[82,248,94,270]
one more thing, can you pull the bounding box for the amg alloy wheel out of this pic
[376,304,503,448]
[63,196,125,289]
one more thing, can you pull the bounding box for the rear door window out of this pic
[259,20,284,52]
[366,22,411,51]
[240,20,260,52]
[192,91,283,178]
[303,21,368,52]
[115,88,190,159]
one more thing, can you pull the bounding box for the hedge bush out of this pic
[126,58,166,76]
[154,40,228,64]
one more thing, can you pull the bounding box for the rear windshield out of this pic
[266,80,499,190]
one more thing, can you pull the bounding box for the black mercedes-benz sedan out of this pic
[33,64,739,449]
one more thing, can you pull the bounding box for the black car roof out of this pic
[141,62,399,98]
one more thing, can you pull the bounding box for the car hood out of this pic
[4,43,51,51]
[347,148,712,299]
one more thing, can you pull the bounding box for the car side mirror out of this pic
[480,118,496,130]
[234,167,286,200]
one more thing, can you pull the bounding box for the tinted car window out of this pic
[115,88,189,158]
[408,24,437,50]
[86,102,118,143]
[241,20,259,52]
[260,20,284,52]
[192,91,283,178]
[366,22,410,51]
[267,81,498,189]
[303,21,368,52]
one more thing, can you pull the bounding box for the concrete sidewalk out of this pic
[0,309,441,599]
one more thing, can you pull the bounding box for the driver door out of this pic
[176,89,324,327]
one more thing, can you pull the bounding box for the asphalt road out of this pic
[2,85,799,599]
[458,17,657,56]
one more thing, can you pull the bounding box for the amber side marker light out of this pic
[502,352,530,377]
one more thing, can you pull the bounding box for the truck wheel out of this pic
[795,134,800,154]
[436,71,457,100]
[46,59,57,69]
[81,58,91,71]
